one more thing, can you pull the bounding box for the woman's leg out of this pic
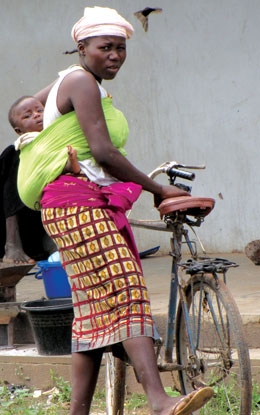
[123,336,212,415]
[70,349,103,415]
[123,336,179,414]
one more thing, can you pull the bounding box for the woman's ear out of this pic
[77,41,86,56]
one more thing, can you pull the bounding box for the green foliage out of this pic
[0,375,69,415]
[252,381,260,412]
[91,388,106,412]
[0,372,258,414]
[50,370,72,403]
[199,373,259,415]
[125,392,147,411]
[164,386,181,398]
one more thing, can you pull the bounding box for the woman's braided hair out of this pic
[63,49,78,55]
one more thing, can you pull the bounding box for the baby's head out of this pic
[8,96,44,135]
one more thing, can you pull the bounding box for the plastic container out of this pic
[48,251,61,262]
[35,260,71,298]
[21,299,74,355]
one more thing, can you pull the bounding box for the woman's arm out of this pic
[58,71,188,199]
[34,80,57,106]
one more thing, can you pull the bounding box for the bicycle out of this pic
[105,161,252,415]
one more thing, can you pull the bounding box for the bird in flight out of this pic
[134,7,163,32]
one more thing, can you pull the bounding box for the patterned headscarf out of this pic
[71,6,134,43]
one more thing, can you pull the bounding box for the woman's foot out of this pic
[64,145,81,174]
[158,387,214,415]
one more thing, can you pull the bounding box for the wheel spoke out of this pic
[176,275,252,414]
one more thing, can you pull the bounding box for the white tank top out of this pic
[43,65,108,128]
[43,65,118,186]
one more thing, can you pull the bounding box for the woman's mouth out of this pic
[107,66,119,73]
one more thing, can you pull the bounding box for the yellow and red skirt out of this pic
[41,204,154,353]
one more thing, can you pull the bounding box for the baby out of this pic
[8,95,80,174]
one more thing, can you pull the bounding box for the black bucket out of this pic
[21,298,74,355]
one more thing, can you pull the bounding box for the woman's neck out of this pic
[80,64,102,84]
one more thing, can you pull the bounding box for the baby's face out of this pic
[13,97,44,134]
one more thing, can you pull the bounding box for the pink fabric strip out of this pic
[71,7,134,42]
[41,176,143,269]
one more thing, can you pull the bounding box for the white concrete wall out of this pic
[1,0,259,253]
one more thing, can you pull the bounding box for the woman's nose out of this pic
[109,50,120,60]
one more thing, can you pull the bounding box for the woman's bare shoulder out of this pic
[58,68,102,114]
[62,69,98,92]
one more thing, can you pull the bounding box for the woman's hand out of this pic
[154,184,191,207]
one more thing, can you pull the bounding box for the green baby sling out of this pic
[17,98,128,210]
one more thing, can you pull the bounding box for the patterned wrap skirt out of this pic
[41,205,154,353]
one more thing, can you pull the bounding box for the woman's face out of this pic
[78,36,126,80]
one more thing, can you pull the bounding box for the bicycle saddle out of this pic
[158,196,215,218]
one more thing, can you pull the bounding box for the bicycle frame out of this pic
[129,161,236,371]
[129,213,199,365]
[106,161,252,415]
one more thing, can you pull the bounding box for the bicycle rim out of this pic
[105,353,126,415]
[175,274,252,415]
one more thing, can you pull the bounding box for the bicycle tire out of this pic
[105,353,126,415]
[175,274,252,415]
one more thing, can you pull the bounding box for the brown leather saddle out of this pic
[158,196,215,219]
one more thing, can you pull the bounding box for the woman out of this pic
[19,6,213,415]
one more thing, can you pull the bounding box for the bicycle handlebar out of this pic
[148,161,205,181]
[167,167,195,181]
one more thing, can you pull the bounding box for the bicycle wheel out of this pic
[105,352,126,415]
[176,274,252,415]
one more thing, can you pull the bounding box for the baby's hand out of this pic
[67,145,73,155]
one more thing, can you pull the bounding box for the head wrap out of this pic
[71,6,134,43]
